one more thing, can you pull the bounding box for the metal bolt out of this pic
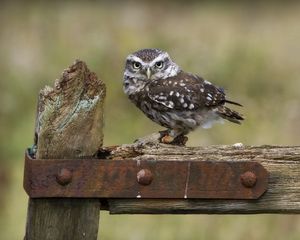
[240,171,257,188]
[56,168,72,186]
[137,169,153,185]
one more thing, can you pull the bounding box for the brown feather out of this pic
[217,106,244,124]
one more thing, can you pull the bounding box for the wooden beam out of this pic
[104,144,300,214]
[25,60,105,240]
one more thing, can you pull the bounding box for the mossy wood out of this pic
[25,60,105,240]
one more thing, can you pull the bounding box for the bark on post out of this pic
[25,60,105,240]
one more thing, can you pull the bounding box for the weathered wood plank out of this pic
[25,60,105,240]
[105,144,300,214]
[26,199,100,239]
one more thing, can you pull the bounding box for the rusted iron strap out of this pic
[24,151,268,199]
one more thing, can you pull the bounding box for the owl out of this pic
[123,48,243,144]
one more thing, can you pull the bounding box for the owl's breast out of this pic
[123,76,147,96]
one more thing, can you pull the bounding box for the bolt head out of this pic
[240,171,257,188]
[56,168,72,186]
[137,169,153,185]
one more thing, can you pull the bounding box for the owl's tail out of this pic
[217,106,244,124]
[225,99,243,107]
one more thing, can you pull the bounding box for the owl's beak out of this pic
[146,68,151,79]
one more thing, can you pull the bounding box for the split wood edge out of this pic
[25,60,105,240]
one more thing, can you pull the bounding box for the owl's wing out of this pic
[147,72,226,110]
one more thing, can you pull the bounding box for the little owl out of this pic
[123,48,243,144]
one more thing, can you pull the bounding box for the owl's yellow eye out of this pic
[155,61,164,68]
[133,62,141,69]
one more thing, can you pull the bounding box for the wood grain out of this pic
[25,60,105,240]
[105,143,300,214]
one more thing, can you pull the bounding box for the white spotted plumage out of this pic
[123,48,244,139]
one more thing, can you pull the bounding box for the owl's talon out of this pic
[161,135,175,144]
[159,131,188,146]
[173,135,188,146]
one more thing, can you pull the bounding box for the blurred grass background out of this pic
[0,1,300,239]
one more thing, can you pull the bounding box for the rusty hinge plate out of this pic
[24,151,268,199]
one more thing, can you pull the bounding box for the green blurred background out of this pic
[0,1,300,239]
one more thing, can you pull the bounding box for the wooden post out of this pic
[25,60,106,240]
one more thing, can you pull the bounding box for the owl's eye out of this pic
[132,62,141,69]
[155,61,164,69]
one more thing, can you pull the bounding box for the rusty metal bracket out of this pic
[24,150,268,199]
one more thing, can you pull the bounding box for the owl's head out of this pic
[124,48,180,81]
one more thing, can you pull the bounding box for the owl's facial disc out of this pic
[147,53,180,80]
[124,50,180,81]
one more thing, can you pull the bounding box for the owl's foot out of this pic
[159,130,188,146]
[161,134,175,144]
[173,134,188,146]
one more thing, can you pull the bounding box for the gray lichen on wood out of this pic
[36,60,105,159]
[103,144,300,214]
[26,60,104,240]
